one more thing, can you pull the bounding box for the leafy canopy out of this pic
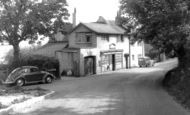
[0,0,69,45]
[120,0,190,56]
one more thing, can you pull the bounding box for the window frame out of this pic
[132,55,135,61]
[117,35,124,43]
[76,32,93,43]
[101,35,109,42]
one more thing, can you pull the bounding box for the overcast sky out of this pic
[67,0,120,24]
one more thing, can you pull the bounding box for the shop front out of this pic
[100,49,123,72]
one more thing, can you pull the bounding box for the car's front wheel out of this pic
[16,78,25,86]
[45,76,53,83]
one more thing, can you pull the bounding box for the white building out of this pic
[56,17,145,76]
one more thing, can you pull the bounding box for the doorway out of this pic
[124,54,129,69]
[112,54,115,71]
[84,56,96,75]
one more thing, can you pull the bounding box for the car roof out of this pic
[20,66,39,69]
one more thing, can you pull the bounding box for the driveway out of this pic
[4,59,190,115]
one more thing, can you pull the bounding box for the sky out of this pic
[67,0,120,24]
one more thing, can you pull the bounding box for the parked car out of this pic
[3,66,56,86]
[138,57,155,67]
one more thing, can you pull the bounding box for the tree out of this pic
[0,0,69,66]
[120,0,190,71]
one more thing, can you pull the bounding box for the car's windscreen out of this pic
[10,68,22,75]
[8,68,29,79]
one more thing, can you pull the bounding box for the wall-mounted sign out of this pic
[109,43,116,49]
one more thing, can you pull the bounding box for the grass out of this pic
[0,86,49,96]
[163,69,190,110]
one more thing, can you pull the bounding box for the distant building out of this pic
[56,17,145,76]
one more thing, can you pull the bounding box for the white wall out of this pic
[130,41,145,67]
[79,35,130,75]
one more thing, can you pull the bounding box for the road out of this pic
[7,59,190,115]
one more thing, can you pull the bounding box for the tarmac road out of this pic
[7,59,190,115]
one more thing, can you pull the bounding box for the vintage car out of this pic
[3,66,56,86]
[138,57,155,67]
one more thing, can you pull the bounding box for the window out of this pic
[30,68,39,72]
[117,35,124,42]
[101,35,109,42]
[86,34,91,42]
[137,42,142,46]
[132,55,135,60]
[76,32,92,43]
[138,54,142,58]
[121,35,124,42]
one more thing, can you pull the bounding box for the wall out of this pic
[56,50,80,76]
[130,41,145,67]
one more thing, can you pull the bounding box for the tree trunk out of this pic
[12,44,21,67]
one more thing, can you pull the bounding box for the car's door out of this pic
[24,68,45,82]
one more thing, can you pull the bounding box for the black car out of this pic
[3,66,56,86]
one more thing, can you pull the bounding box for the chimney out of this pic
[72,8,76,28]
[96,16,107,24]
[115,9,122,26]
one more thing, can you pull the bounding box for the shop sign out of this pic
[109,43,116,49]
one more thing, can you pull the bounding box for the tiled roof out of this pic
[82,22,126,35]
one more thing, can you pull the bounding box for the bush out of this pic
[162,67,181,87]
[7,54,60,78]
[163,67,190,109]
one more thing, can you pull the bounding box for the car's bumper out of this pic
[1,80,15,85]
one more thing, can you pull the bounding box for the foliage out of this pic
[0,0,69,65]
[7,54,59,77]
[163,68,190,109]
[119,0,190,65]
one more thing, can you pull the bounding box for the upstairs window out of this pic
[86,34,91,42]
[117,35,124,42]
[76,32,92,43]
[101,35,109,42]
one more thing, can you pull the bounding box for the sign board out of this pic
[109,43,116,49]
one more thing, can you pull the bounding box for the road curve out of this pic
[6,64,190,115]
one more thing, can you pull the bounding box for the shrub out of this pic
[7,54,59,78]
[162,67,181,87]
[163,67,190,109]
